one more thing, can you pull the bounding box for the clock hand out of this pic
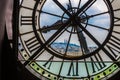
[41,15,88,33]
[80,8,120,22]
[41,2,73,33]
[76,21,101,48]
[76,26,89,54]
[41,20,63,33]
[66,3,89,54]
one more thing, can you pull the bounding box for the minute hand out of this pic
[75,0,96,16]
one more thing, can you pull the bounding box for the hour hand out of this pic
[77,26,89,54]
[41,20,64,33]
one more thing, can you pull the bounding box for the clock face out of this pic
[18,0,120,80]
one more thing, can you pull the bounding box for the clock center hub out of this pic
[61,7,89,33]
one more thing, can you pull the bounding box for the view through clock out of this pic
[18,0,120,80]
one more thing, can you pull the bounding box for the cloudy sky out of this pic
[39,0,111,47]
[19,0,111,47]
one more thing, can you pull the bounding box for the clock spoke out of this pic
[82,22,109,31]
[41,10,68,19]
[49,28,67,46]
[53,0,71,17]
[45,24,71,46]
[85,11,109,19]
[75,0,96,16]
[64,27,73,55]
[23,45,45,65]
[82,23,120,35]
[77,0,81,11]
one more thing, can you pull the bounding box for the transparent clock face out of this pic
[39,0,113,59]
[18,0,120,80]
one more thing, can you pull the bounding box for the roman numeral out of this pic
[21,16,37,26]
[67,61,79,76]
[106,45,119,58]
[90,53,106,73]
[114,17,120,26]
[24,36,40,54]
[43,56,54,69]
[109,35,120,49]
[114,17,120,23]
[106,35,120,58]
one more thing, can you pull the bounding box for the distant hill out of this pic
[51,42,97,54]
[51,42,80,53]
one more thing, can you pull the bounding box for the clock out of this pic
[18,0,120,80]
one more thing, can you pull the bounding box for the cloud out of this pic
[93,0,108,12]
[39,0,110,47]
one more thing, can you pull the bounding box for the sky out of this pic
[40,0,111,47]
[19,0,111,47]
